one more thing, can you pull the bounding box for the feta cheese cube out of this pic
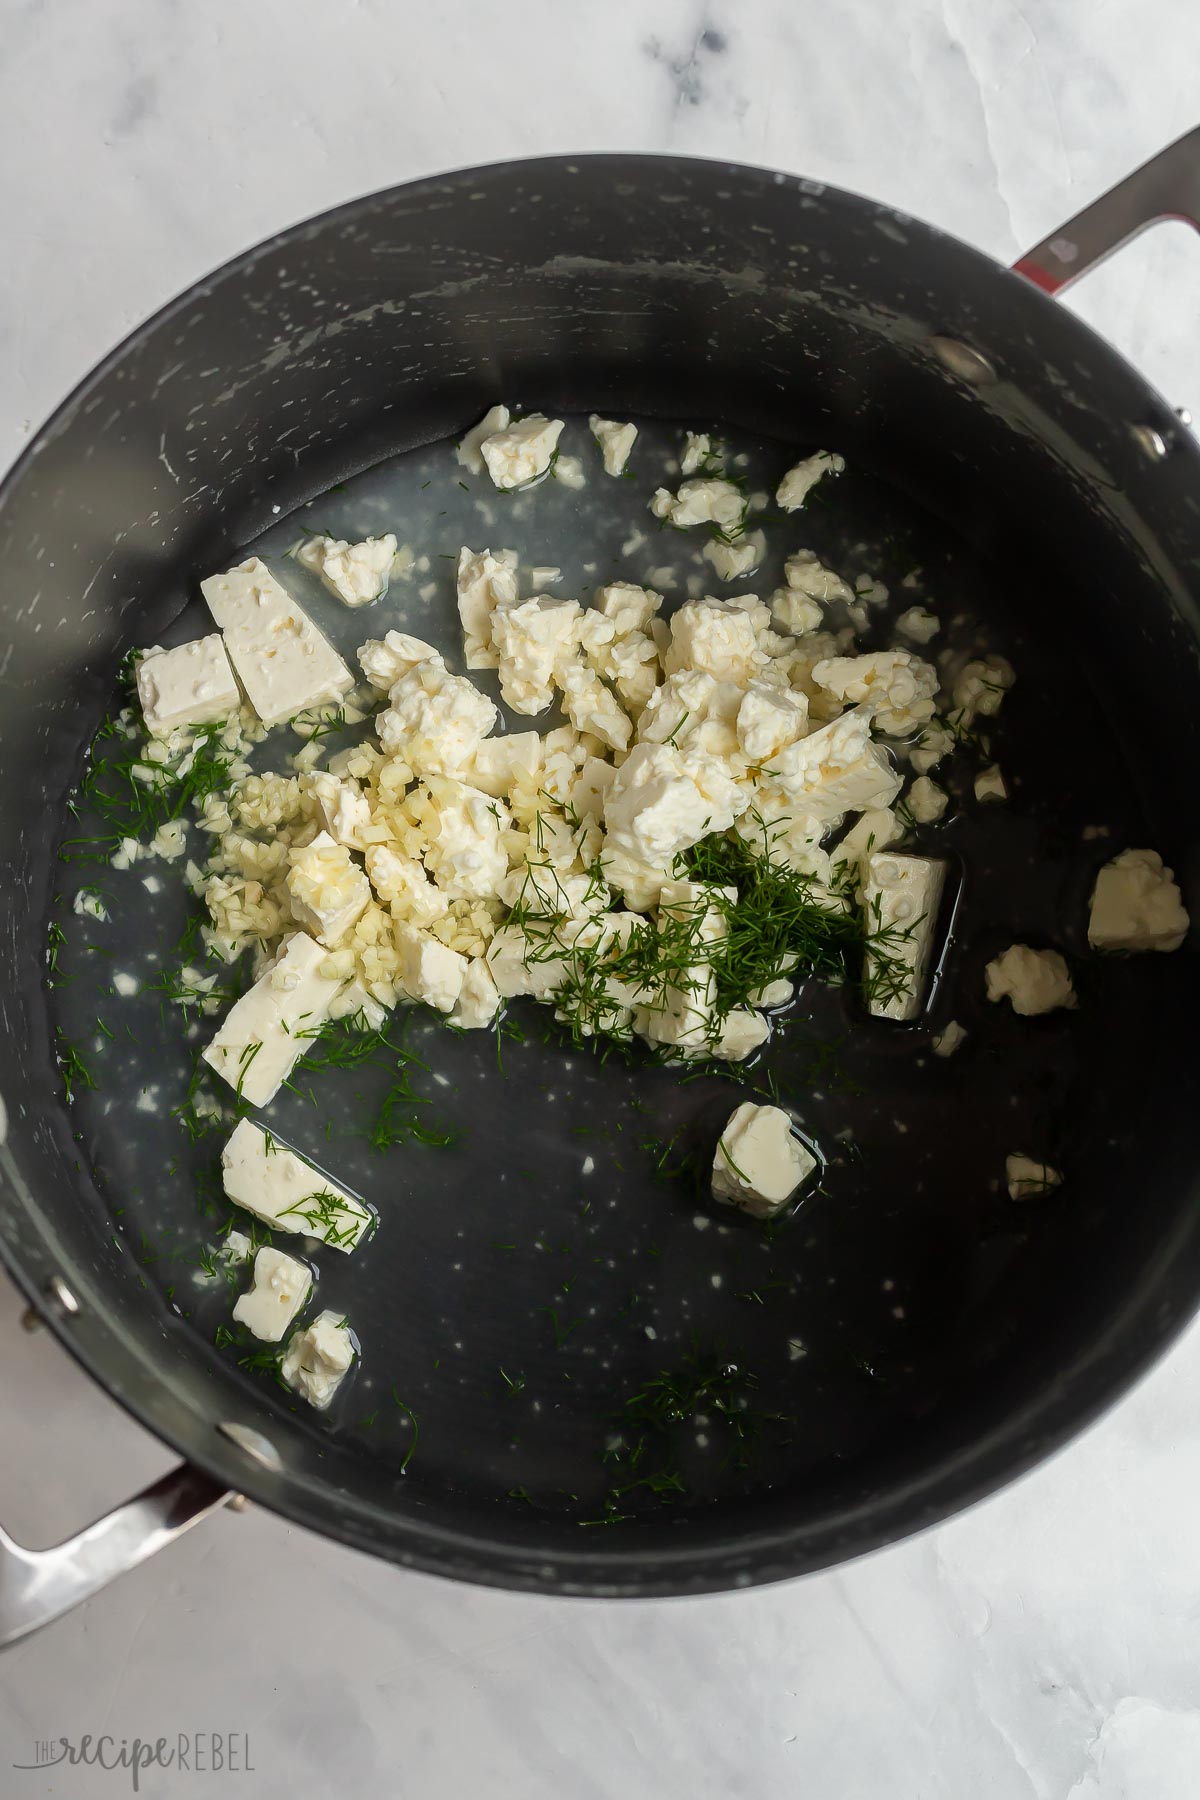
[906,775,948,823]
[378,660,497,776]
[974,765,1008,804]
[775,451,844,512]
[768,707,901,826]
[834,807,902,876]
[486,921,575,1000]
[469,731,543,798]
[863,852,946,1022]
[282,1310,356,1408]
[449,958,502,1029]
[200,558,353,726]
[221,1118,372,1250]
[813,649,938,736]
[490,596,582,714]
[456,547,519,669]
[589,414,638,476]
[297,533,398,607]
[202,932,342,1105]
[136,636,240,738]
[396,926,468,1012]
[712,1008,771,1062]
[702,531,765,583]
[1088,848,1189,953]
[664,598,762,686]
[480,414,564,490]
[286,832,371,946]
[232,1247,312,1342]
[985,944,1077,1015]
[711,1102,816,1217]
[594,582,662,635]
[457,403,511,474]
[896,606,940,644]
[306,771,372,848]
[1005,1154,1062,1200]
[649,478,746,533]
[634,879,733,1053]
[358,630,443,691]
[932,1018,967,1057]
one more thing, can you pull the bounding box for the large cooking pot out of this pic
[2,134,1199,1641]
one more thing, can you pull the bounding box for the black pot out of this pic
[2,136,1199,1639]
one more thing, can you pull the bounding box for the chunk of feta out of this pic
[605,741,745,863]
[985,944,1077,1015]
[378,661,497,776]
[813,649,938,736]
[638,668,742,761]
[711,1102,816,1218]
[306,772,372,849]
[634,879,733,1053]
[448,958,501,1029]
[834,806,902,875]
[202,932,342,1105]
[281,1310,356,1408]
[775,451,844,512]
[664,598,763,686]
[1088,848,1189,952]
[233,1247,312,1343]
[896,606,940,644]
[456,403,510,474]
[455,546,519,670]
[680,431,716,475]
[363,844,448,927]
[768,707,901,825]
[649,478,746,532]
[712,1008,771,1062]
[769,589,823,636]
[951,656,1015,725]
[480,414,564,490]
[702,531,765,583]
[932,1018,967,1057]
[221,1118,372,1251]
[469,731,543,798]
[589,414,638,476]
[286,832,371,946]
[553,454,586,491]
[422,779,509,900]
[974,765,1008,804]
[783,549,855,604]
[1005,1155,1062,1200]
[297,533,397,607]
[136,636,240,738]
[906,775,948,823]
[490,596,582,714]
[736,681,809,763]
[557,663,632,753]
[396,926,468,1012]
[358,630,443,691]
[863,852,946,1022]
[200,558,353,726]
[594,582,662,635]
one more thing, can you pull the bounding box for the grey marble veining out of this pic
[3,2,1200,1796]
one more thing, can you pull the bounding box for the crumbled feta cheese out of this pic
[456,403,510,474]
[1005,1155,1062,1200]
[952,656,1015,725]
[813,649,938,736]
[702,530,765,583]
[768,707,901,825]
[906,776,948,823]
[327,977,389,1032]
[469,732,543,798]
[364,845,448,926]
[782,549,855,605]
[649,478,745,533]
[200,558,353,726]
[1088,848,1189,953]
[455,546,519,670]
[711,1102,816,1218]
[553,454,586,491]
[202,932,342,1105]
[896,606,940,644]
[635,880,733,1052]
[396,926,468,1012]
[136,636,240,738]
[358,630,443,691]
[665,598,762,686]
[932,1019,967,1058]
[974,765,1008,804]
[378,661,497,775]
[297,533,398,607]
[480,414,564,490]
[307,771,372,848]
[753,978,793,1009]
[605,741,746,863]
[286,832,371,947]
[770,588,823,636]
[775,451,844,512]
[449,958,501,1029]
[594,582,662,636]
[589,415,638,477]
[557,663,632,752]
[863,852,945,1022]
[911,723,956,776]
[531,566,561,590]
[712,1008,771,1061]
[113,970,139,997]
[421,779,509,900]
[232,1247,312,1342]
[222,1117,372,1250]
[490,596,582,714]
[834,807,902,875]
[282,1310,355,1408]
[985,944,1077,1015]
[736,681,809,763]
[680,431,715,475]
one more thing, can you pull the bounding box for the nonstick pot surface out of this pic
[5,156,1200,1593]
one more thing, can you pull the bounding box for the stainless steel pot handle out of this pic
[1014,125,1200,293]
[0,1462,233,1648]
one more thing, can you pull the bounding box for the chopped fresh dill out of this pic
[391,1389,419,1473]
[56,1032,95,1103]
[277,1187,372,1249]
[63,715,236,861]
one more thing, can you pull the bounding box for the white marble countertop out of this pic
[4,3,1200,1795]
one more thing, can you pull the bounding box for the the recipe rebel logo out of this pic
[13,1732,254,1790]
